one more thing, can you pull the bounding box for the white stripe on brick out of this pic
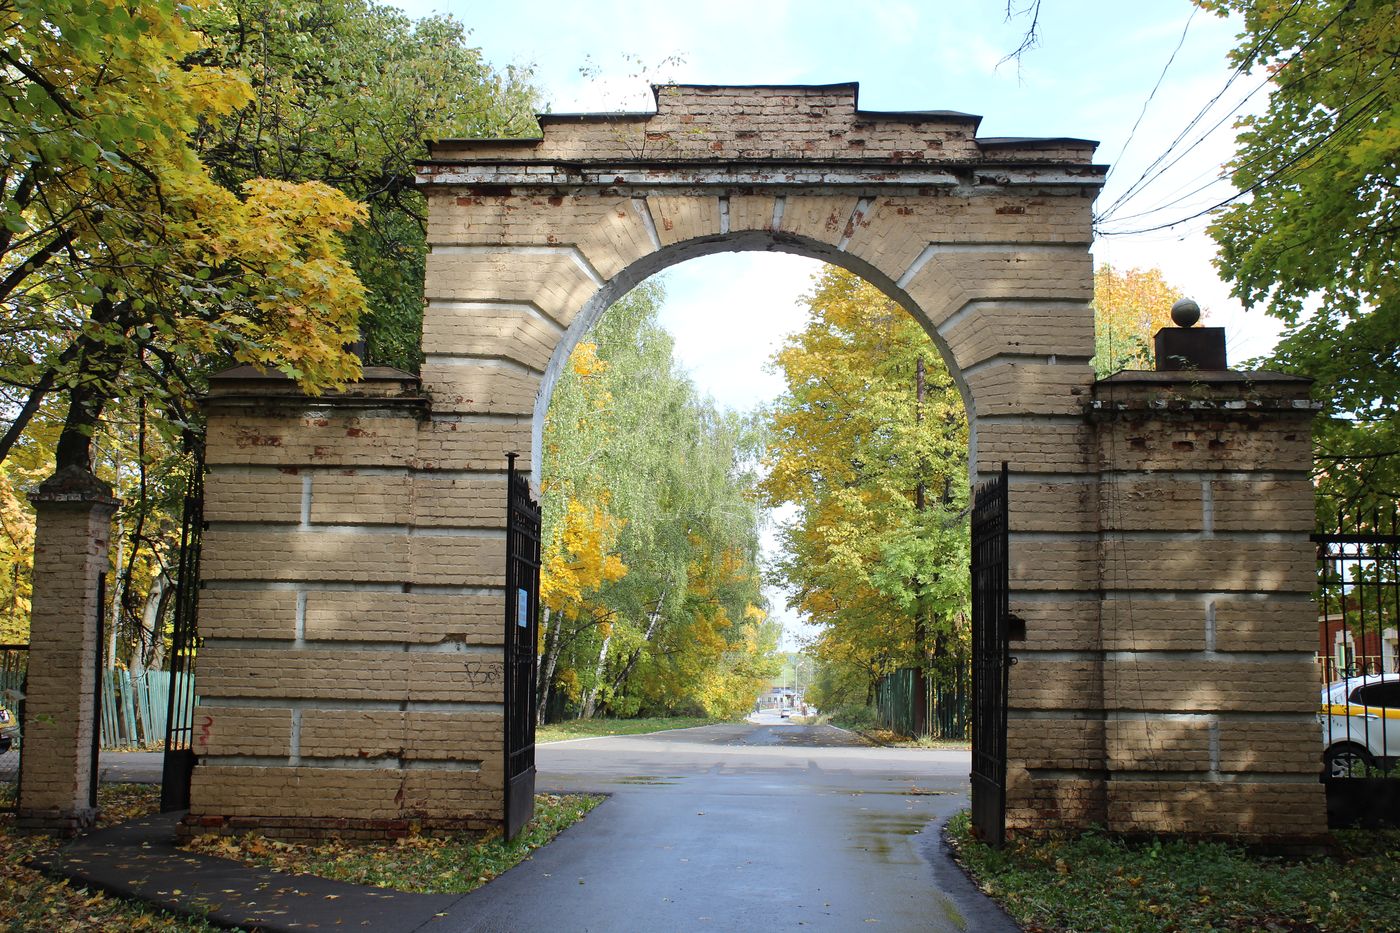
[633,197,662,251]
[836,197,874,252]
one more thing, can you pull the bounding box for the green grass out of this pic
[185,793,603,895]
[535,715,724,743]
[1,784,222,932]
[947,810,1400,932]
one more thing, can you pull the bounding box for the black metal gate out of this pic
[970,462,1011,846]
[161,449,204,812]
[1314,502,1400,828]
[0,645,28,812]
[504,453,541,840]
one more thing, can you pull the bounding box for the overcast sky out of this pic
[393,0,1282,647]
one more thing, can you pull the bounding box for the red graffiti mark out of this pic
[198,715,213,746]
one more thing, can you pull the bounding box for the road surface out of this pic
[440,713,1009,932]
[30,715,1008,932]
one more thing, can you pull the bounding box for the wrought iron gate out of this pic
[504,453,541,840]
[1314,502,1400,827]
[161,449,204,812]
[970,462,1011,846]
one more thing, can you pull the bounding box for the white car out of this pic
[1320,673,1400,777]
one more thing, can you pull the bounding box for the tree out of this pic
[189,0,541,371]
[762,267,970,719]
[1200,0,1400,514]
[0,0,368,477]
[1091,264,1184,378]
[537,282,777,721]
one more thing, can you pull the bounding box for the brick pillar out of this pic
[1091,371,1327,843]
[18,466,118,835]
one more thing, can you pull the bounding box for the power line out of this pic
[1104,4,1199,191]
[1096,0,1308,222]
[1103,0,1332,224]
[1097,81,1390,237]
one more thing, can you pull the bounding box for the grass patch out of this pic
[535,716,722,743]
[946,809,1400,932]
[1,783,222,932]
[185,793,603,894]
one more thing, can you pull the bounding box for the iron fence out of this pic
[1314,502,1400,827]
[874,662,969,740]
[0,645,27,812]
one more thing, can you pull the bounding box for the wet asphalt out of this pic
[65,717,1014,932]
[433,714,1014,933]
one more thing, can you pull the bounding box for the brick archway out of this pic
[185,84,1325,844]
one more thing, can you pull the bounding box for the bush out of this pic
[827,704,880,731]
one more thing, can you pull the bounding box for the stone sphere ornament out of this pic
[1171,298,1202,328]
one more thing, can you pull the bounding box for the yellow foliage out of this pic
[0,465,35,643]
[540,497,627,620]
[1092,265,1184,378]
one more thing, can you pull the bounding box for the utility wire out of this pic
[1096,1,1371,236]
[1098,82,1389,237]
[1097,0,1306,221]
[1099,79,1386,231]
[1104,4,1199,191]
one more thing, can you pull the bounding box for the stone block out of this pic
[1104,659,1319,713]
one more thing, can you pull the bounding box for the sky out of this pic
[392,0,1283,648]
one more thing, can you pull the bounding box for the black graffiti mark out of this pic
[463,662,503,687]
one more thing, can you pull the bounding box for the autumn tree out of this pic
[189,0,541,370]
[1,0,539,663]
[1199,0,1400,514]
[762,267,969,724]
[0,0,368,478]
[1091,264,1184,378]
[538,282,777,721]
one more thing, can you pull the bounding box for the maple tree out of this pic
[1199,0,1400,513]
[762,267,970,715]
[189,0,540,370]
[0,0,368,476]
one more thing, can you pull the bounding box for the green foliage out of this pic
[0,0,541,651]
[539,282,779,721]
[1201,0,1400,514]
[950,810,1400,932]
[190,0,542,371]
[0,0,372,468]
[761,267,970,708]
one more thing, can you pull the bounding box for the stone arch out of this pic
[182,84,1326,846]
[528,232,984,483]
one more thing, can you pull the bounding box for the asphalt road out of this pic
[436,713,1011,933]
[33,716,1010,932]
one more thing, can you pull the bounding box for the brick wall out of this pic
[1086,372,1327,842]
[188,85,1324,844]
[18,469,118,835]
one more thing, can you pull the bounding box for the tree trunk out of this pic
[536,607,560,725]
[130,571,171,678]
[609,590,666,697]
[580,628,612,719]
[107,505,125,672]
[912,355,930,736]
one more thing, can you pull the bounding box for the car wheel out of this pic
[1324,743,1373,778]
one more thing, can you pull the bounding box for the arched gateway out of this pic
[181,85,1324,844]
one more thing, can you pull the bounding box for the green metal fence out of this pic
[98,670,194,750]
[875,663,968,739]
